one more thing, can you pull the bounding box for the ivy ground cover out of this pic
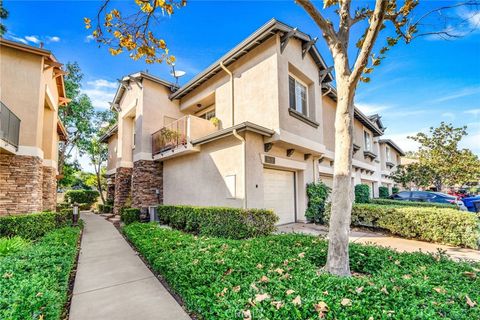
[124,223,479,320]
[0,227,81,320]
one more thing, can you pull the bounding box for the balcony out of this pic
[0,102,20,153]
[152,115,218,160]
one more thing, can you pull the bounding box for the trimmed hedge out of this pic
[305,182,331,224]
[355,184,370,203]
[371,198,456,209]
[327,204,479,248]
[0,227,81,319]
[392,186,400,194]
[157,205,278,239]
[379,186,389,198]
[98,203,113,213]
[65,189,99,208]
[0,210,72,240]
[124,224,480,320]
[121,208,141,225]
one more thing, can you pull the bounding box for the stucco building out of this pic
[101,19,404,224]
[0,39,68,215]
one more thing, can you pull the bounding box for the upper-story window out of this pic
[196,105,216,120]
[364,131,372,151]
[289,75,308,116]
[386,146,391,162]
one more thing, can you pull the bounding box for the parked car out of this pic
[390,191,467,210]
[462,195,480,212]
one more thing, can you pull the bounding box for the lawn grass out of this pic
[124,223,480,320]
[0,227,81,320]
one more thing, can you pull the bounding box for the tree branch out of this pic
[338,0,352,48]
[349,0,387,86]
[295,0,338,47]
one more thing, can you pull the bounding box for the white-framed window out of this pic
[289,75,308,116]
[364,131,372,151]
[386,146,391,162]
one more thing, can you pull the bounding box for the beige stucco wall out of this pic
[0,46,44,149]
[107,133,118,172]
[322,96,336,151]
[163,135,244,207]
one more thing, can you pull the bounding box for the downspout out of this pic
[220,61,247,209]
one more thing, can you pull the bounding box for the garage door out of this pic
[263,168,295,225]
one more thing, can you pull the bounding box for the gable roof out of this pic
[321,84,384,137]
[170,18,333,100]
[379,139,406,156]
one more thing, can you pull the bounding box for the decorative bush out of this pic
[98,203,113,213]
[355,184,370,203]
[124,224,480,320]
[0,227,81,319]
[121,207,141,225]
[371,198,456,209]
[0,210,72,240]
[64,189,100,209]
[305,182,331,224]
[392,186,400,194]
[0,236,31,257]
[157,205,278,239]
[326,204,479,248]
[378,186,389,198]
[56,202,70,212]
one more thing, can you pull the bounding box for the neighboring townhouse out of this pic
[0,39,68,215]
[102,19,403,224]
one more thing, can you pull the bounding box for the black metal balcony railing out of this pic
[0,102,21,149]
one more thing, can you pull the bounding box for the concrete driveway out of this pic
[277,223,480,262]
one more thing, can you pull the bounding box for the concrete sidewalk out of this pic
[69,212,190,320]
[278,223,480,262]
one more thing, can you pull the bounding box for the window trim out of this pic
[288,74,309,117]
[385,146,391,162]
[363,130,372,151]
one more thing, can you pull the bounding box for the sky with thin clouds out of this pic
[3,0,480,172]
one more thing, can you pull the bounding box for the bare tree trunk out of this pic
[325,72,355,277]
[94,160,106,204]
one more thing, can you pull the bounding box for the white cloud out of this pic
[383,131,421,153]
[81,79,117,110]
[355,103,390,115]
[425,9,480,41]
[464,108,480,117]
[441,112,455,120]
[431,86,480,103]
[25,35,41,44]
[47,36,60,43]
[8,35,28,44]
[85,35,95,43]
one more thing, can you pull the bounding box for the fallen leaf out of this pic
[286,289,295,295]
[433,287,446,294]
[292,295,302,305]
[323,290,329,295]
[355,287,364,294]
[38,315,44,320]
[224,268,233,276]
[281,273,291,280]
[394,260,400,265]
[402,274,412,280]
[464,271,477,279]
[283,259,289,266]
[381,286,389,295]
[466,295,477,308]
[256,263,264,269]
[271,300,284,309]
[243,309,252,320]
[274,268,284,275]
[314,301,329,312]
[260,275,269,283]
[250,283,259,291]
[36,292,43,297]
[217,287,228,297]
[298,252,305,258]
[2,272,13,279]
[341,298,352,306]
[255,293,271,302]
[232,285,241,292]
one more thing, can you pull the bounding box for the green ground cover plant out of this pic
[124,223,480,320]
[157,205,278,239]
[0,236,30,257]
[0,227,81,320]
[0,211,72,240]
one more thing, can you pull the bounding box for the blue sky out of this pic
[3,0,480,171]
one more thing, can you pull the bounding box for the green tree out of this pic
[0,0,8,36]
[390,163,434,189]
[59,62,96,176]
[88,0,479,276]
[408,122,480,191]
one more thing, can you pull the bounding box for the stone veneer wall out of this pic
[131,160,163,208]
[42,166,57,211]
[0,154,43,216]
[113,167,132,215]
[106,175,116,203]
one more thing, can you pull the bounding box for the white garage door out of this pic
[263,168,295,225]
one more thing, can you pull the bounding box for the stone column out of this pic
[0,154,43,216]
[131,160,163,208]
[42,166,57,211]
[113,167,132,215]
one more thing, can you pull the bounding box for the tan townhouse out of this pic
[102,19,403,224]
[0,39,68,215]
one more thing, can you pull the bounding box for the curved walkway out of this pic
[69,212,190,320]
